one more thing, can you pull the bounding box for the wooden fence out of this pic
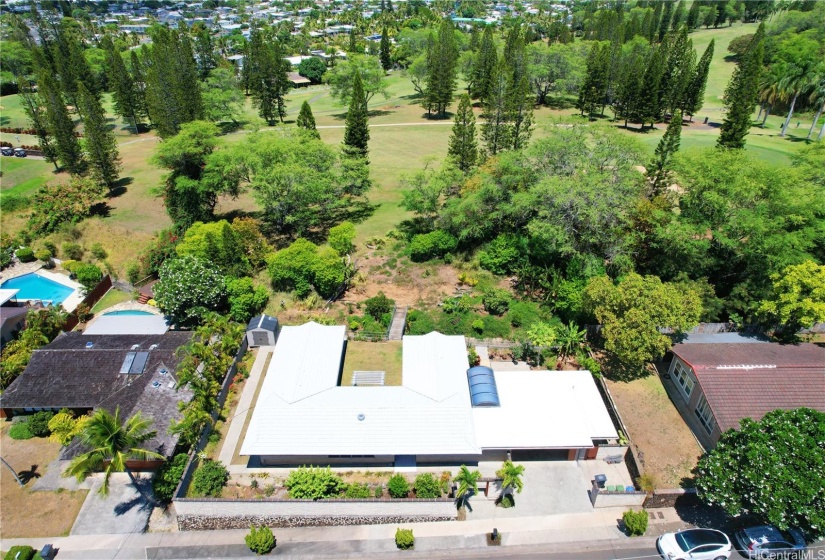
[63,275,112,331]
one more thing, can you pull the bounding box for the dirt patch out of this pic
[604,371,703,489]
[0,423,88,537]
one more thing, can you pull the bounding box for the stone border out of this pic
[178,514,455,531]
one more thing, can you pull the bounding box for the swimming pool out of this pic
[0,273,75,304]
[103,310,155,316]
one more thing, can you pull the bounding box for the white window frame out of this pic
[694,394,716,435]
[672,360,695,402]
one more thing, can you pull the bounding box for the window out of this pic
[672,361,695,402]
[694,394,716,435]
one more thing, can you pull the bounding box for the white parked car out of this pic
[657,528,733,560]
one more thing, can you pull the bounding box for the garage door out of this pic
[511,449,569,461]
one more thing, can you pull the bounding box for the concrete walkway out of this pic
[1,506,685,559]
[387,306,407,340]
[219,346,273,471]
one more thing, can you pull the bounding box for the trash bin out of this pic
[594,474,607,489]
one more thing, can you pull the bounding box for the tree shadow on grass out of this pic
[615,123,657,134]
[217,121,245,134]
[0,116,10,126]
[600,352,652,383]
[214,208,259,223]
[90,201,112,218]
[108,176,132,198]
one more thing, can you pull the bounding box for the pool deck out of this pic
[82,300,163,332]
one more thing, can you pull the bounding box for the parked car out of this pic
[734,525,806,559]
[0,147,13,156]
[13,148,27,157]
[657,528,732,560]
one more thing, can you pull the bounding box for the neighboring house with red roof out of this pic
[666,342,825,448]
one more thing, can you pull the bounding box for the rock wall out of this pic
[178,514,454,531]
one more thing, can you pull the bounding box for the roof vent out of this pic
[85,341,94,349]
[159,368,168,375]
[131,344,140,350]
[151,381,162,388]
[357,413,365,421]
[149,344,159,350]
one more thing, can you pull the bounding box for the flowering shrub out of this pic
[154,255,227,326]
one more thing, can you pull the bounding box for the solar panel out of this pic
[467,366,500,407]
[120,352,136,374]
[129,352,150,374]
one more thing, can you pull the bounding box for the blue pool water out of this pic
[103,310,155,316]
[0,273,75,304]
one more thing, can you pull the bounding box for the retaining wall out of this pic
[175,498,457,530]
[595,444,628,460]
[590,488,647,509]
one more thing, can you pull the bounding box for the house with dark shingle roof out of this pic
[666,342,825,448]
[1,331,193,459]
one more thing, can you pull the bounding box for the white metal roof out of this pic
[82,314,170,335]
[402,332,472,402]
[240,329,479,457]
[0,289,20,306]
[473,370,618,450]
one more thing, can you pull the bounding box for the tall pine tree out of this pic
[448,94,478,172]
[424,19,459,118]
[343,71,370,158]
[503,25,533,150]
[379,27,392,71]
[682,39,714,121]
[248,30,290,125]
[471,25,497,101]
[480,57,510,156]
[77,81,121,188]
[718,24,764,149]
[296,100,319,138]
[18,76,58,170]
[38,69,84,174]
[577,42,608,118]
[648,109,682,195]
[103,37,142,132]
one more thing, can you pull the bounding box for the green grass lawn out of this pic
[341,340,403,386]
[0,157,57,196]
[90,288,134,313]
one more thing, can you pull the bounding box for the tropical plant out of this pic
[152,453,189,502]
[245,525,276,554]
[284,466,345,500]
[454,465,481,512]
[495,460,525,496]
[778,58,817,137]
[192,459,229,497]
[66,406,163,496]
[414,473,442,498]
[555,321,586,363]
[622,509,648,536]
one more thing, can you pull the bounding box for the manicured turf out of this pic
[0,157,56,196]
[341,340,403,386]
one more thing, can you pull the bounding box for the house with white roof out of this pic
[241,323,618,468]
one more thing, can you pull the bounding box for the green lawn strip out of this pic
[90,288,134,313]
[0,157,55,195]
[341,340,403,386]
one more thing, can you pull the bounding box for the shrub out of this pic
[126,262,142,285]
[482,315,511,339]
[327,221,356,255]
[387,474,410,498]
[245,525,276,555]
[153,453,189,502]
[622,509,648,536]
[364,291,394,321]
[61,260,81,274]
[9,422,33,440]
[414,473,441,498]
[468,346,480,365]
[27,410,55,437]
[75,264,103,291]
[34,249,53,263]
[478,234,525,275]
[62,242,84,261]
[482,288,512,316]
[0,193,30,213]
[408,231,457,262]
[48,410,79,445]
[374,485,383,498]
[284,466,344,500]
[16,247,35,262]
[579,356,602,378]
[498,494,515,508]
[192,460,229,497]
[406,309,436,335]
[507,301,542,328]
[90,243,108,260]
[28,177,107,235]
[43,240,57,255]
[154,255,227,326]
[395,528,414,550]
[4,546,36,560]
[344,483,372,498]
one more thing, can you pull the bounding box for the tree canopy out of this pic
[696,408,825,537]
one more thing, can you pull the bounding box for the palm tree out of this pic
[67,406,163,497]
[757,64,784,127]
[453,465,482,512]
[496,460,525,497]
[555,321,587,365]
[806,69,825,141]
[779,59,817,137]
